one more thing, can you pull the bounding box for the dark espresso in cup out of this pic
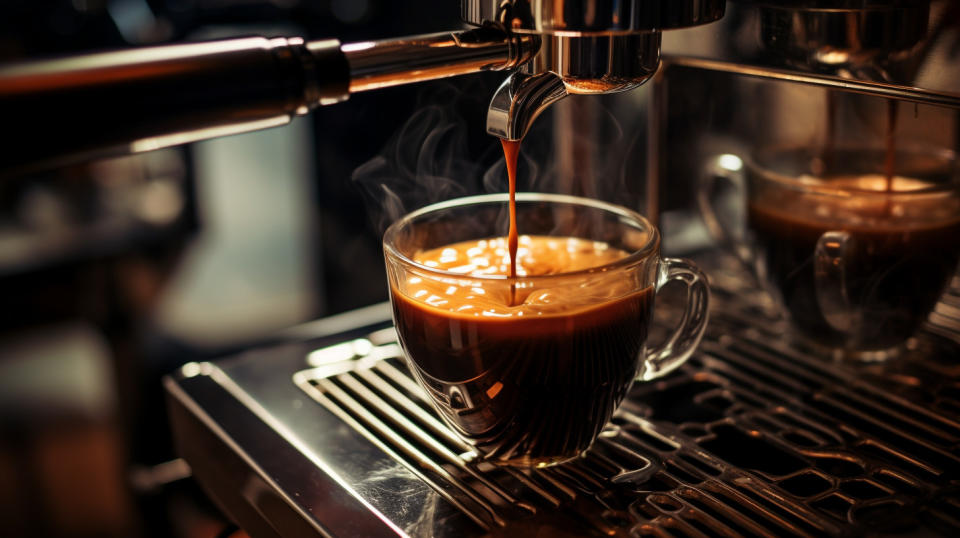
[748,174,960,352]
[386,193,708,467]
[391,235,654,466]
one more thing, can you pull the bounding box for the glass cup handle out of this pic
[815,230,857,333]
[697,154,755,271]
[638,258,711,382]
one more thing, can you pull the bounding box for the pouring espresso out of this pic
[503,140,521,304]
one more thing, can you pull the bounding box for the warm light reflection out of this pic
[718,153,743,172]
[131,116,289,153]
[340,41,376,53]
[402,235,636,317]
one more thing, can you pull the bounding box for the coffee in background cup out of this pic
[701,147,960,360]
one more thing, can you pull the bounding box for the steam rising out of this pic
[352,82,644,236]
[351,83,495,234]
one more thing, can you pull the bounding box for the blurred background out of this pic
[0,1,520,536]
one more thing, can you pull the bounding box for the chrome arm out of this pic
[0,26,535,176]
[343,26,537,93]
[0,36,348,177]
[664,56,960,109]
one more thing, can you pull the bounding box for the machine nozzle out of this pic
[486,71,567,141]
[477,0,726,139]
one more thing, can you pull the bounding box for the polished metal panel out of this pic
[462,0,726,34]
[166,254,960,536]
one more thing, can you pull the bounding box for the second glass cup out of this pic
[700,147,960,361]
[383,193,709,467]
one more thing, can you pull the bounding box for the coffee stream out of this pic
[501,139,522,304]
[824,95,898,197]
[884,99,898,204]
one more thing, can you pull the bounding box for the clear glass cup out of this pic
[700,146,960,361]
[383,192,710,467]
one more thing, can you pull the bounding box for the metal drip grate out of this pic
[293,260,960,537]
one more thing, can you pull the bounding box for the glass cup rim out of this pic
[746,145,959,198]
[382,192,660,282]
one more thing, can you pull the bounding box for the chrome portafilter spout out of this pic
[468,0,727,140]
[485,32,664,140]
[486,72,567,141]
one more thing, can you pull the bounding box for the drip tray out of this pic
[166,257,960,537]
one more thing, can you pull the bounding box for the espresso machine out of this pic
[0,0,725,176]
[5,1,960,536]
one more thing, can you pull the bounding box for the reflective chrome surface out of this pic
[752,0,931,78]
[663,56,960,108]
[633,0,960,220]
[343,27,537,93]
[0,22,534,175]
[661,0,960,90]
[166,254,960,536]
[531,33,662,94]
[483,33,662,138]
[487,72,568,140]
[0,36,349,177]
[475,1,723,139]
[462,0,726,34]
[0,1,724,168]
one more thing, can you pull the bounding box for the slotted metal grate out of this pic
[293,259,960,537]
